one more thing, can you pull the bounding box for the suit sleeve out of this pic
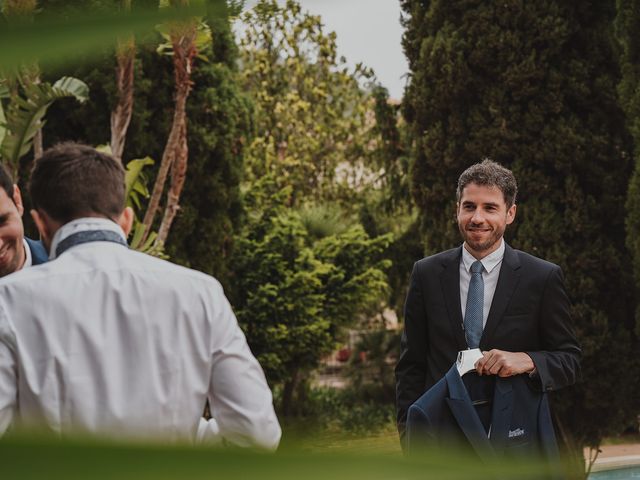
[526,265,581,392]
[395,262,429,448]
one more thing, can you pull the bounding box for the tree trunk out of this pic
[156,119,187,244]
[110,37,135,163]
[140,24,196,243]
[281,368,299,418]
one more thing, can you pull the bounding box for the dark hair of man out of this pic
[29,142,126,223]
[456,159,518,207]
[0,163,15,202]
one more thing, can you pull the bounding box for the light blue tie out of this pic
[464,260,484,349]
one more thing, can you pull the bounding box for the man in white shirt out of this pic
[0,164,48,276]
[0,143,281,449]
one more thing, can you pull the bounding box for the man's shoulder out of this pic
[119,248,224,290]
[1,246,224,296]
[414,247,461,271]
[508,246,561,273]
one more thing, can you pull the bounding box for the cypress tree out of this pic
[618,0,640,331]
[616,0,640,440]
[401,0,637,464]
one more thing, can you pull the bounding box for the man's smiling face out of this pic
[457,182,516,259]
[0,186,25,277]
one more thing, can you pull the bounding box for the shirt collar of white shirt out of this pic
[22,238,32,268]
[461,238,505,274]
[49,217,127,260]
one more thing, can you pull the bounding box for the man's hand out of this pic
[474,350,535,377]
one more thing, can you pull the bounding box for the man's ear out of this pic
[117,207,134,237]
[31,209,58,249]
[12,185,24,216]
[506,203,517,225]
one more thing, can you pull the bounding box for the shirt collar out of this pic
[49,217,127,260]
[22,238,32,268]
[461,238,505,274]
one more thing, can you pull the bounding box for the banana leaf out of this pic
[125,156,154,211]
[0,76,88,172]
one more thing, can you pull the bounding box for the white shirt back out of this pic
[0,218,281,449]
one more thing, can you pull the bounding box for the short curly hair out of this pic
[456,159,517,207]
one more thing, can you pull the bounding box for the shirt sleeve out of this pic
[207,285,281,451]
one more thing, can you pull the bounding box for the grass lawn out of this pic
[280,421,402,456]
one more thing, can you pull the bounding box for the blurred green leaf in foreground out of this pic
[0,1,221,69]
[0,432,550,480]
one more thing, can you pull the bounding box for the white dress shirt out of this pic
[459,239,505,329]
[0,218,281,449]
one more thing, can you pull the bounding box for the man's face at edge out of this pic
[456,182,516,259]
[0,186,26,277]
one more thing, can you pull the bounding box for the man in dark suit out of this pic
[0,164,48,276]
[395,159,581,450]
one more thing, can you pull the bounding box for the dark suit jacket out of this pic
[395,244,581,447]
[407,366,561,478]
[25,237,48,265]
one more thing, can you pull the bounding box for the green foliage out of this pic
[291,386,394,435]
[346,327,400,404]
[401,0,638,455]
[238,1,418,344]
[123,156,154,211]
[238,0,377,206]
[123,156,166,257]
[155,15,213,62]
[230,179,392,410]
[358,191,423,315]
[297,204,351,241]
[235,1,409,411]
[370,86,411,214]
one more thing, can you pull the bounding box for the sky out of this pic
[240,0,409,99]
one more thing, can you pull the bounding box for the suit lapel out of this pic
[488,377,514,455]
[445,368,496,460]
[480,244,521,348]
[440,247,468,351]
